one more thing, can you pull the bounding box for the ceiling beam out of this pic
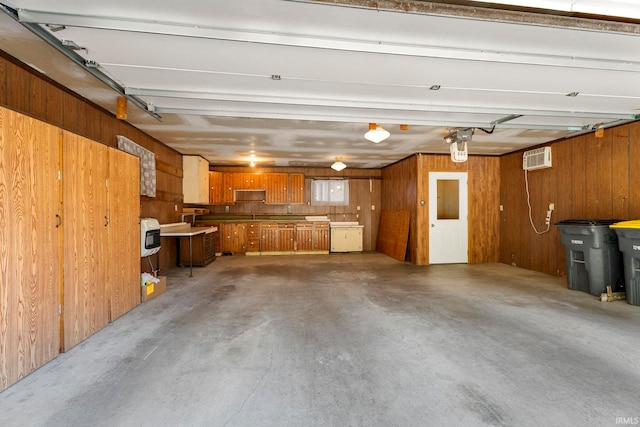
[292,0,640,34]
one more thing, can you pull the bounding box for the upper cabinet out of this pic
[183,155,210,204]
[234,173,264,190]
[206,171,305,205]
[209,171,223,205]
[264,173,289,204]
[289,173,305,204]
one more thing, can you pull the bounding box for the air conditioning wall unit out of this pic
[523,146,552,171]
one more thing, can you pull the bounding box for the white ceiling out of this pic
[1,0,639,168]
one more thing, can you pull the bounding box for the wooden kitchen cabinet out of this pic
[236,172,264,189]
[261,222,296,251]
[246,223,260,252]
[264,173,288,204]
[180,229,217,266]
[297,222,329,252]
[296,223,314,251]
[260,222,279,252]
[222,172,235,204]
[209,171,223,204]
[288,173,305,204]
[313,222,330,251]
[278,223,296,251]
[221,222,246,254]
[183,155,210,204]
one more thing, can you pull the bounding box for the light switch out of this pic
[371,205,375,211]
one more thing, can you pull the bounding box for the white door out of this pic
[429,172,468,264]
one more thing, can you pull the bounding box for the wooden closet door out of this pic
[0,107,61,391]
[62,131,109,351]
[107,147,140,320]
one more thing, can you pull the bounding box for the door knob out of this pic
[431,224,435,227]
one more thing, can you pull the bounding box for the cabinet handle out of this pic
[55,214,62,228]
[104,216,110,227]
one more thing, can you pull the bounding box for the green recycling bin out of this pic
[610,220,640,306]
[555,219,624,296]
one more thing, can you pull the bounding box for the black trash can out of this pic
[555,219,624,296]
[610,220,640,306]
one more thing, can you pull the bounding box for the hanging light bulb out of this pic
[364,123,390,143]
[331,157,347,171]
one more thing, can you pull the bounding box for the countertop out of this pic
[160,222,218,236]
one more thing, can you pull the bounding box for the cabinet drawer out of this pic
[246,239,260,252]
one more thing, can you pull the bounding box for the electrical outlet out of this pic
[371,205,375,211]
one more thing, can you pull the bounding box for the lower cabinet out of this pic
[296,223,314,251]
[180,230,217,266]
[260,223,279,252]
[221,223,247,254]
[279,223,296,251]
[330,226,364,252]
[296,222,329,251]
[211,220,331,254]
[246,223,260,252]
[313,223,330,251]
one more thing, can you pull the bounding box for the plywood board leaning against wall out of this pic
[376,209,410,262]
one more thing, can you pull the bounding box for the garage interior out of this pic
[3,255,640,426]
[1,1,640,426]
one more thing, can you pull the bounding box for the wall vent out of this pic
[523,147,552,171]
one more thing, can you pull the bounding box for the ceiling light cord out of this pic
[524,169,550,235]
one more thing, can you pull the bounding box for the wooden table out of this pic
[160,222,218,277]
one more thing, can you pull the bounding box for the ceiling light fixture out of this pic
[331,157,347,171]
[364,123,390,143]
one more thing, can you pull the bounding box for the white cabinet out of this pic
[183,155,210,204]
[330,224,363,253]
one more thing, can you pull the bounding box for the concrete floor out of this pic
[1,253,639,427]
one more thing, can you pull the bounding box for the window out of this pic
[311,179,349,206]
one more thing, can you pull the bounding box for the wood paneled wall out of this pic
[380,155,418,262]
[468,156,501,264]
[0,50,183,273]
[499,122,640,277]
[381,154,501,265]
[207,167,382,251]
